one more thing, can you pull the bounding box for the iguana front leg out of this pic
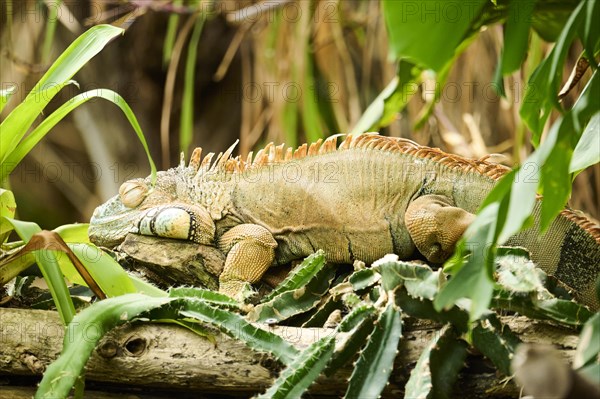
[405,195,475,263]
[217,224,278,299]
[137,203,215,245]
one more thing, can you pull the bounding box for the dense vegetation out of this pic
[1,1,599,398]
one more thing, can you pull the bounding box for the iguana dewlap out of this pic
[88,134,600,308]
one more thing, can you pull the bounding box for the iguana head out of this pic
[88,169,215,248]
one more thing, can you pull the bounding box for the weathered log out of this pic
[0,307,582,398]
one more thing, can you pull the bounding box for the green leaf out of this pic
[435,205,498,321]
[249,265,336,323]
[262,250,326,302]
[35,294,174,399]
[574,312,600,369]
[68,243,138,297]
[379,260,440,300]
[1,89,156,184]
[351,76,398,135]
[325,305,376,377]
[404,325,467,399]
[570,112,600,173]
[0,189,16,243]
[345,300,402,399]
[495,247,545,293]
[53,223,90,243]
[348,268,381,292]
[0,25,124,164]
[501,0,536,74]
[162,0,182,66]
[0,85,17,114]
[382,0,488,71]
[257,336,335,399]
[180,16,205,155]
[33,249,76,326]
[472,313,521,375]
[169,286,240,309]
[180,301,299,365]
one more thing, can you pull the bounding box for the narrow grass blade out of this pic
[0,85,17,114]
[0,24,123,163]
[2,89,156,184]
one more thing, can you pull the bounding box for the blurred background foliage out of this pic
[0,0,598,228]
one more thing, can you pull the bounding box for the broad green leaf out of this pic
[570,112,600,173]
[68,243,138,297]
[501,0,535,74]
[345,301,402,399]
[256,336,335,399]
[54,223,90,243]
[382,0,487,71]
[0,24,124,163]
[0,189,16,243]
[1,89,156,184]
[351,76,398,135]
[5,217,42,242]
[35,294,174,399]
[0,85,17,114]
[574,312,600,369]
[435,205,498,321]
[33,248,76,326]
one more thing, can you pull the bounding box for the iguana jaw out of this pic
[88,195,141,248]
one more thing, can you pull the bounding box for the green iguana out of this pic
[88,134,600,308]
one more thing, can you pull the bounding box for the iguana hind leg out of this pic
[405,194,475,263]
[217,224,278,299]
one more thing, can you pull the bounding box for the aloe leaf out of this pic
[325,305,377,377]
[169,286,240,309]
[492,289,593,327]
[495,246,546,293]
[379,260,439,300]
[345,300,402,399]
[0,24,123,163]
[301,295,343,328]
[35,294,174,399]
[348,268,381,291]
[179,301,299,365]
[472,313,521,375]
[1,89,156,184]
[249,265,336,323]
[405,325,467,399]
[262,250,326,302]
[256,335,335,399]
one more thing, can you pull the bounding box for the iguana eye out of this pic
[119,180,148,208]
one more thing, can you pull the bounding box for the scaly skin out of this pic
[89,134,600,308]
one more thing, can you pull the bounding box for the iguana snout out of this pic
[405,194,475,263]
